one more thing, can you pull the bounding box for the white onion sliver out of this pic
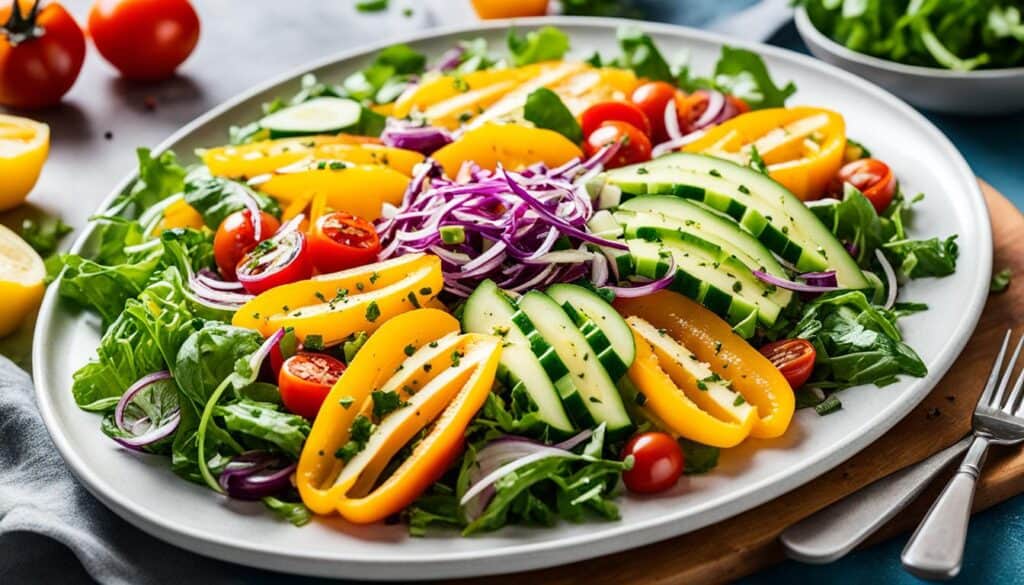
[693,90,725,129]
[875,249,898,309]
[652,129,707,159]
[664,97,681,141]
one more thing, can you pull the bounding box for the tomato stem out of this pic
[2,0,44,46]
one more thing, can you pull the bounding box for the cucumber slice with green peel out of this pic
[462,280,575,434]
[259,97,364,138]
[586,211,633,278]
[626,236,783,328]
[614,214,793,310]
[518,291,633,438]
[615,195,792,282]
[545,283,635,369]
[605,153,868,289]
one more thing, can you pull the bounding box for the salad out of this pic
[55,25,960,535]
[799,0,1024,71]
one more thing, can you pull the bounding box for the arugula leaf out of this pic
[342,44,426,104]
[615,26,672,81]
[173,324,264,407]
[679,439,720,474]
[183,168,282,227]
[711,46,797,109]
[523,88,583,143]
[20,217,72,257]
[789,290,927,390]
[991,268,1012,293]
[216,399,311,458]
[56,246,162,325]
[109,149,186,217]
[70,268,201,411]
[263,497,312,526]
[884,235,959,278]
[507,26,570,66]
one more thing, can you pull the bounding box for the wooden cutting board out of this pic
[460,182,1024,585]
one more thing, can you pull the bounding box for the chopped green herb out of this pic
[365,300,381,322]
[404,343,416,357]
[304,334,324,351]
[339,396,355,409]
[371,390,408,419]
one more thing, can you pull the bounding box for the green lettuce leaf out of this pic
[507,26,571,66]
[615,26,672,81]
[710,46,797,109]
[216,399,311,458]
[523,88,583,143]
[183,168,281,227]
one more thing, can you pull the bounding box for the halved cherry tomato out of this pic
[674,91,711,134]
[88,0,200,81]
[759,339,816,389]
[837,158,897,213]
[580,101,652,139]
[267,328,299,378]
[279,352,346,419]
[0,0,86,109]
[236,228,313,295]
[621,431,685,494]
[309,211,381,274]
[213,210,280,281]
[584,121,652,169]
[631,81,677,142]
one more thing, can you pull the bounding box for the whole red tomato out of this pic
[0,0,86,108]
[621,432,685,494]
[88,0,200,81]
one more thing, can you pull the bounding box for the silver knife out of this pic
[780,436,973,563]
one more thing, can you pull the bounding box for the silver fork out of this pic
[901,330,1024,580]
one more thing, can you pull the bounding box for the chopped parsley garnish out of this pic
[419,287,432,296]
[450,350,463,367]
[369,271,380,284]
[304,334,324,351]
[404,343,416,357]
[371,390,408,419]
[339,396,355,409]
[334,415,374,461]
[365,301,381,322]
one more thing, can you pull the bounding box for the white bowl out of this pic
[795,6,1024,115]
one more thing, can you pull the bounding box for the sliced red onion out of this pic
[753,270,841,294]
[250,328,286,377]
[433,45,465,72]
[652,129,707,159]
[664,97,681,141]
[461,430,593,520]
[218,451,297,500]
[112,371,179,452]
[381,119,453,155]
[800,271,838,288]
[693,90,725,129]
[196,268,245,291]
[875,249,898,309]
[844,241,860,258]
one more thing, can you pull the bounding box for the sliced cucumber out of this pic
[545,283,635,371]
[259,97,364,139]
[626,236,783,329]
[606,153,868,289]
[518,291,633,438]
[586,211,632,278]
[462,280,574,434]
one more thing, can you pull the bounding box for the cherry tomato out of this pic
[630,81,677,142]
[837,158,897,213]
[213,210,280,281]
[279,352,346,419]
[728,95,751,115]
[309,211,381,274]
[267,328,299,379]
[0,0,85,109]
[88,0,200,81]
[236,227,313,295]
[674,91,711,135]
[579,101,651,140]
[621,432,685,494]
[759,339,817,389]
[584,121,652,169]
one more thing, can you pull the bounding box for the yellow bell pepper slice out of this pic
[202,135,364,179]
[392,65,547,122]
[256,162,409,221]
[0,224,46,337]
[153,198,204,234]
[0,115,49,212]
[313,143,424,176]
[297,308,460,514]
[685,107,846,201]
[616,290,795,439]
[431,123,583,177]
[232,254,443,346]
[298,309,502,524]
[625,319,755,448]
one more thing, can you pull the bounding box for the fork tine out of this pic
[979,330,1013,408]
[1009,367,1024,416]
[991,334,1024,409]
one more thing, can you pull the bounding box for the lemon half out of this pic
[0,115,50,212]
[0,224,46,337]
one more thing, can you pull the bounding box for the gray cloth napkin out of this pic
[0,3,792,584]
